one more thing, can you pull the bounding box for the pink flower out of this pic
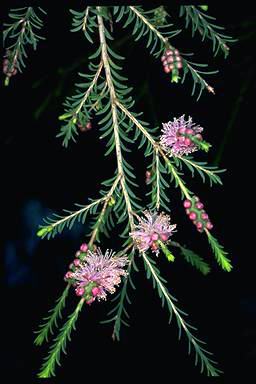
[160,115,203,157]
[65,247,129,302]
[130,211,177,255]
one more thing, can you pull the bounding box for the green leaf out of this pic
[179,245,211,275]
[142,252,222,376]
[37,299,85,378]
[34,285,70,345]
[205,230,232,272]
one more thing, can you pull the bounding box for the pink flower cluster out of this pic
[64,244,129,304]
[130,211,176,255]
[3,50,17,79]
[160,115,204,157]
[183,196,213,233]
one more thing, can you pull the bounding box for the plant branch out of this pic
[34,284,70,346]
[97,8,135,230]
[37,298,85,378]
[142,252,222,376]
[88,174,121,247]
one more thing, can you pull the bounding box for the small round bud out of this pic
[163,60,168,66]
[73,258,80,267]
[86,122,92,130]
[167,56,174,63]
[206,221,213,230]
[161,55,166,62]
[75,287,85,296]
[174,49,179,55]
[75,250,81,258]
[184,137,191,146]
[80,243,88,252]
[195,134,203,141]
[201,212,209,220]
[145,171,151,178]
[92,287,100,296]
[189,211,197,220]
[195,202,204,210]
[185,208,190,215]
[176,62,183,69]
[185,128,194,135]
[64,271,74,281]
[164,65,171,73]
[196,221,203,232]
[165,49,173,56]
[178,127,186,135]
[183,199,191,208]
[151,233,159,241]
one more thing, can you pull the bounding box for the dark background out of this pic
[2,4,255,381]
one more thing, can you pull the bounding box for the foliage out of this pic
[3,5,236,378]
[3,7,46,85]
[179,6,238,58]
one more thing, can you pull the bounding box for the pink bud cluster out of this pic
[183,196,213,233]
[145,170,151,184]
[64,244,129,304]
[161,48,182,73]
[3,51,17,79]
[77,121,92,133]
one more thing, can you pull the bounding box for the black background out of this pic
[2,4,256,381]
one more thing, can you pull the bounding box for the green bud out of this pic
[58,112,73,121]
[171,70,180,83]
[166,251,175,262]
[37,227,52,237]
[4,77,10,86]
[198,5,208,11]
[158,240,175,262]
[199,141,212,152]
[108,196,115,206]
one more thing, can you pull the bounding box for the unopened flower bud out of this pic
[196,221,203,231]
[80,243,88,252]
[183,200,191,208]
[92,287,100,296]
[73,258,80,267]
[151,233,159,241]
[184,137,191,146]
[201,212,209,220]
[189,212,197,220]
[165,49,173,56]
[195,202,204,210]
[64,271,74,281]
[75,287,85,296]
[206,221,213,230]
